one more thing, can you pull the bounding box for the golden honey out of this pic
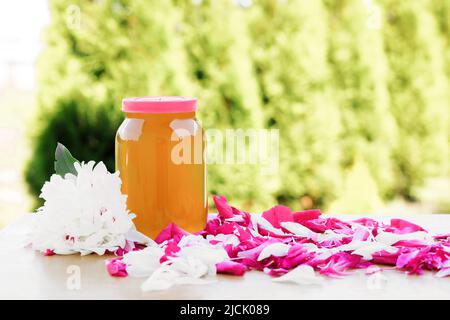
[116,97,207,238]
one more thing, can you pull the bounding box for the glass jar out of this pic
[116,97,207,238]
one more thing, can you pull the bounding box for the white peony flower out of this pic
[30,161,137,255]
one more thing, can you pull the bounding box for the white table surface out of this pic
[1,214,449,300]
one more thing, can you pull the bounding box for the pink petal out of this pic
[114,241,134,256]
[203,218,222,235]
[293,209,321,223]
[393,240,430,248]
[365,265,382,275]
[371,250,400,266]
[300,217,351,234]
[236,239,284,270]
[160,241,181,263]
[280,244,315,269]
[317,252,366,277]
[325,218,353,232]
[216,261,247,276]
[396,250,420,269]
[261,205,294,229]
[238,211,253,228]
[154,223,189,244]
[434,234,450,242]
[43,249,55,256]
[213,195,234,219]
[388,219,426,234]
[216,222,240,236]
[301,219,328,233]
[106,258,128,277]
[352,227,370,242]
[257,226,291,238]
[235,226,254,242]
[264,267,289,277]
[353,218,381,229]
[113,241,146,256]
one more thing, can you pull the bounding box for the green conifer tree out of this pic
[324,0,397,203]
[430,0,450,177]
[26,0,193,203]
[25,0,450,212]
[176,0,276,211]
[382,0,449,198]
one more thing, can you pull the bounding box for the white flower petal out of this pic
[257,243,290,261]
[177,235,209,248]
[140,254,216,292]
[317,230,347,242]
[125,227,154,246]
[254,215,286,235]
[122,246,164,277]
[178,246,228,275]
[436,268,450,278]
[30,161,138,256]
[141,268,179,292]
[206,234,240,247]
[272,265,323,285]
[140,266,213,292]
[281,221,316,239]
[352,242,398,260]
[375,231,432,246]
[169,256,209,278]
[225,216,245,222]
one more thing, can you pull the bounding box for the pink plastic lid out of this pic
[122,96,197,114]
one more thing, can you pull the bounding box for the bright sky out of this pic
[0,0,50,90]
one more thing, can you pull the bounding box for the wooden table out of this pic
[1,214,449,300]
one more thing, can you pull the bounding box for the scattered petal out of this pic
[106,258,128,277]
[273,265,323,285]
[262,205,293,229]
[102,195,450,290]
[253,215,286,236]
[375,231,432,246]
[281,221,317,240]
[338,240,398,260]
[388,219,426,234]
[292,209,321,223]
[436,268,450,278]
[43,249,55,256]
[216,261,247,276]
[365,265,382,275]
[141,268,179,292]
[122,246,164,277]
[154,223,189,244]
[213,195,234,219]
[258,243,290,261]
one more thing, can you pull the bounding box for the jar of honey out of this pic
[116,97,207,238]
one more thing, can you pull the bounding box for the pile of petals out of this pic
[106,195,450,291]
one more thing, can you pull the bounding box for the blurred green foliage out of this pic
[25,0,450,212]
[382,0,449,200]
